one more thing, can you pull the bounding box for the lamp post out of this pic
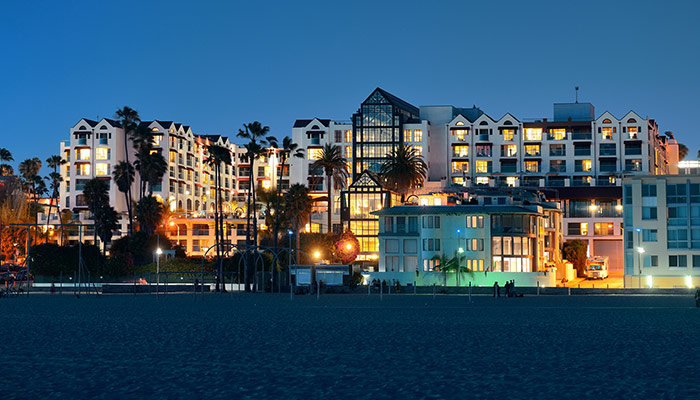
[288,229,293,295]
[156,247,163,290]
[456,228,462,288]
[635,227,643,289]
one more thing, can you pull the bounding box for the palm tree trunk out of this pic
[326,174,332,234]
[214,165,221,292]
[123,130,134,237]
[272,154,285,290]
[244,165,253,292]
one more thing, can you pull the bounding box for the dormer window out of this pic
[455,121,465,126]
[602,118,612,124]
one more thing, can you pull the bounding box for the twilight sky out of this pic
[1,0,699,170]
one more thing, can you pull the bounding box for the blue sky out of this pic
[1,0,699,169]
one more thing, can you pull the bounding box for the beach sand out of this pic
[1,293,699,399]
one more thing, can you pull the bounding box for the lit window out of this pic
[627,126,638,139]
[503,129,515,141]
[75,148,91,161]
[451,161,469,173]
[413,145,423,156]
[475,176,489,185]
[524,161,540,172]
[502,145,517,157]
[602,127,613,139]
[525,128,542,141]
[77,163,91,176]
[525,145,541,156]
[404,129,412,142]
[344,146,352,159]
[456,121,465,126]
[453,145,469,157]
[506,177,518,187]
[344,130,352,143]
[308,148,322,160]
[550,129,566,140]
[95,163,109,176]
[261,180,271,190]
[413,130,423,142]
[95,148,109,160]
[452,129,468,141]
[581,223,588,236]
[475,160,489,173]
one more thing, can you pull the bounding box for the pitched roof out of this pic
[363,88,420,116]
[293,119,331,128]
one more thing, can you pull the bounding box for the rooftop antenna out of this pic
[575,86,579,103]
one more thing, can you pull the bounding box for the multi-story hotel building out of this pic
[623,174,700,288]
[291,88,680,266]
[58,118,283,255]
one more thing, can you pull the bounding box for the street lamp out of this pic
[456,228,462,287]
[637,245,645,289]
[156,248,163,289]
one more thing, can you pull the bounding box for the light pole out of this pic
[456,228,462,288]
[635,227,643,289]
[288,229,293,295]
[156,247,162,290]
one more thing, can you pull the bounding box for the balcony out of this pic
[572,132,592,141]
[77,138,87,145]
[574,148,591,156]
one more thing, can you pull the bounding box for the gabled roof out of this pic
[101,118,122,128]
[454,106,484,122]
[74,118,98,129]
[349,170,384,189]
[362,88,420,117]
[293,118,331,128]
[498,113,520,124]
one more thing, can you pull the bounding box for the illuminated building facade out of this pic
[58,118,280,253]
[623,174,700,288]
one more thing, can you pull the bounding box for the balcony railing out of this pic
[571,132,592,140]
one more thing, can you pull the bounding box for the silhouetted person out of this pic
[695,289,700,308]
[493,281,499,298]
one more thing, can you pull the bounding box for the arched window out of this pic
[79,125,87,130]
[100,125,108,130]
[479,121,488,126]
[602,119,612,124]
[311,125,320,129]
[455,121,465,126]
[503,121,513,126]
[627,118,637,123]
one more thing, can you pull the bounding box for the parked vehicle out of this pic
[585,256,609,280]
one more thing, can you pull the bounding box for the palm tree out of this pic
[380,145,427,203]
[113,161,135,236]
[285,184,312,251]
[431,253,458,287]
[95,205,119,254]
[114,107,140,232]
[135,196,164,236]
[237,122,272,250]
[310,144,348,234]
[82,178,109,244]
[18,158,42,244]
[678,143,688,161]
[206,144,232,291]
[45,155,66,240]
[267,136,304,251]
[0,148,13,176]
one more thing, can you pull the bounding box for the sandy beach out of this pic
[1,293,699,399]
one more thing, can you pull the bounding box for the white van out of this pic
[585,256,609,280]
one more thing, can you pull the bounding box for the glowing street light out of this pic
[314,251,321,259]
[637,247,645,254]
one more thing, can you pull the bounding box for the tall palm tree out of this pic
[380,145,427,203]
[237,122,272,250]
[113,161,135,236]
[114,107,140,232]
[134,196,164,236]
[310,144,348,234]
[285,184,312,251]
[206,144,232,291]
[678,143,688,161]
[268,136,304,251]
[45,155,66,239]
[0,148,13,176]
[82,178,109,245]
[18,158,42,245]
[95,204,119,254]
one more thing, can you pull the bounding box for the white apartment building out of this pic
[290,89,680,267]
[58,118,283,255]
[623,174,700,288]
